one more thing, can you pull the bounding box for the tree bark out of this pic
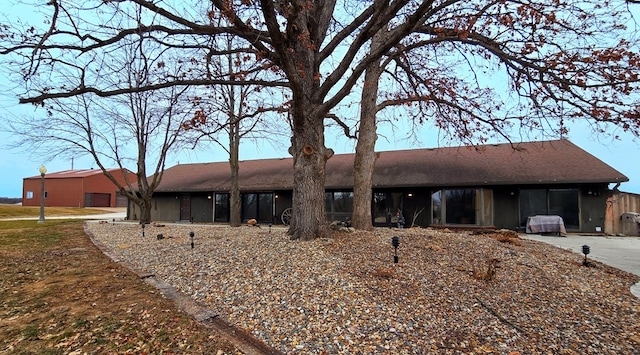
[352,30,384,231]
[228,84,242,227]
[270,1,337,241]
[137,194,153,224]
[229,120,242,227]
[288,101,333,241]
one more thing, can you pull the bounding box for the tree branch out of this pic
[19,79,288,104]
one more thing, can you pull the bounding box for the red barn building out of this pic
[22,169,137,208]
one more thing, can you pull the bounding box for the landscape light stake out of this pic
[582,245,590,266]
[190,231,195,250]
[269,223,272,234]
[142,223,145,238]
[38,164,47,223]
[392,236,400,263]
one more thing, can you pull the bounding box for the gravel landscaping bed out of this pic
[87,223,640,354]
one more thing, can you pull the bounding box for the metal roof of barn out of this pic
[24,168,132,180]
[154,139,628,192]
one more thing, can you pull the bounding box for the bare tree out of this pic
[2,0,639,240]
[346,0,640,229]
[4,28,195,224]
[0,0,433,241]
[185,37,289,227]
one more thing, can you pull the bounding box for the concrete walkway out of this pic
[522,234,640,298]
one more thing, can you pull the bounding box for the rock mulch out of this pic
[86,223,640,354]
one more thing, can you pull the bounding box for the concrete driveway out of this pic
[522,234,640,298]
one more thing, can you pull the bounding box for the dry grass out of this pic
[0,204,114,219]
[0,219,239,354]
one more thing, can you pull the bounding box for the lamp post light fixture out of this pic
[37,164,47,223]
[190,231,195,249]
[582,244,591,266]
[392,236,400,263]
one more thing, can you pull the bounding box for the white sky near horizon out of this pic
[0,1,639,198]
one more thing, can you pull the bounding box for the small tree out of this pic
[5,32,195,224]
[184,34,289,227]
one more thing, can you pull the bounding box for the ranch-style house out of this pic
[128,139,630,234]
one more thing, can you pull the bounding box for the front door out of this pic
[180,193,191,221]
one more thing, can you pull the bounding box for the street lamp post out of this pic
[38,165,47,223]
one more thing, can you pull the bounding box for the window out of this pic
[242,194,258,220]
[445,189,476,224]
[242,193,274,223]
[372,192,388,224]
[214,193,230,222]
[258,193,274,223]
[326,191,354,221]
[372,192,402,225]
[432,190,442,225]
[519,189,579,229]
[431,188,492,226]
[333,192,353,213]
[26,191,34,199]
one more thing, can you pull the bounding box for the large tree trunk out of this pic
[352,31,384,231]
[288,102,333,241]
[268,0,338,241]
[137,194,153,224]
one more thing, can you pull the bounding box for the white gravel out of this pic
[86,222,640,354]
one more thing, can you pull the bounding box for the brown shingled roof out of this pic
[155,139,628,192]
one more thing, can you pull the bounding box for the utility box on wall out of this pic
[620,212,640,236]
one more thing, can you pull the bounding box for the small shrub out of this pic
[495,234,522,246]
[425,244,443,251]
[373,267,395,279]
[472,258,500,281]
[484,229,522,246]
[22,324,40,340]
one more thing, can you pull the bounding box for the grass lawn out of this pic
[0,204,115,219]
[0,218,239,354]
